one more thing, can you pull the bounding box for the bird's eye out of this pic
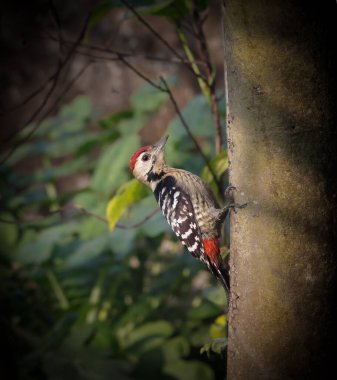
[142,154,150,162]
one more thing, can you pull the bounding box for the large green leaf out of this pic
[162,336,190,362]
[118,320,173,351]
[64,236,108,268]
[106,179,149,231]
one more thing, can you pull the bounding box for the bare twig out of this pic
[43,35,209,66]
[116,208,159,229]
[120,0,185,63]
[117,54,167,92]
[0,14,91,164]
[192,1,223,155]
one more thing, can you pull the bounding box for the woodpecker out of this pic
[130,135,237,300]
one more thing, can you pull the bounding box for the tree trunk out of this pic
[222,1,336,379]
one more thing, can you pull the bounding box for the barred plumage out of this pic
[130,135,236,299]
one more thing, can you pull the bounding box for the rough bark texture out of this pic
[223,1,336,379]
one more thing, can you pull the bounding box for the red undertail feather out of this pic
[202,239,221,266]
[202,238,230,298]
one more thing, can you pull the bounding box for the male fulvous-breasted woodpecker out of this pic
[130,135,240,300]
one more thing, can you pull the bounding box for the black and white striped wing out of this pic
[154,176,206,261]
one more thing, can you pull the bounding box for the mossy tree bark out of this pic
[222,1,336,379]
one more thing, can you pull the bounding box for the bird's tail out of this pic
[202,239,230,305]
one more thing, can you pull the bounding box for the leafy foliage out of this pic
[1,71,227,380]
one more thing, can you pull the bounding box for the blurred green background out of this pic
[0,1,230,379]
[0,86,229,380]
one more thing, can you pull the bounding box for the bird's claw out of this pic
[226,202,248,214]
[224,185,236,199]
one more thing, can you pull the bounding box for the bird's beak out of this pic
[152,135,169,154]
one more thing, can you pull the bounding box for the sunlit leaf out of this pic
[209,314,227,339]
[106,179,149,231]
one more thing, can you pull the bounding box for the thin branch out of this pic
[116,208,160,229]
[0,74,54,120]
[40,61,91,120]
[0,204,159,230]
[120,0,185,63]
[117,54,167,92]
[71,204,108,224]
[192,1,223,155]
[160,76,224,198]
[0,14,91,164]
[44,35,209,66]
[177,28,210,100]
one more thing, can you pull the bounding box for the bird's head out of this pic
[130,135,169,189]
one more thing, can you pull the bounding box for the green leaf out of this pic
[201,150,228,197]
[165,94,220,170]
[118,320,173,350]
[108,228,136,258]
[202,286,227,307]
[64,236,108,268]
[0,213,18,253]
[200,337,227,355]
[49,96,92,139]
[201,150,228,182]
[106,179,149,231]
[99,109,133,130]
[162,336,190,362]
[209,314,227,339]
[15,222,79,264]
[35,157,92,182]
[48,132,102,158]
[187,301,219,320]
[91,135,140,195]
[119,196,168,237]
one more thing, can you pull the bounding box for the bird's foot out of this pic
[224,185,236,200]
[224,202,248,214]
